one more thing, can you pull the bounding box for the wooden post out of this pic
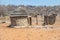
[36,15,38,25]
[28,16,32,25]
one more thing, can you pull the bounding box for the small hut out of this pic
[43,13,57,25]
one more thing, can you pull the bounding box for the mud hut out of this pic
[10,7,32,27]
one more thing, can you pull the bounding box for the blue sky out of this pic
[0,0,60,6]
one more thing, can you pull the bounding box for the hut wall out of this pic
[10,17,16,26]
[37,15,44,26]
[10,16,29,27]
[15,16,29,26]
[49,14,56,25]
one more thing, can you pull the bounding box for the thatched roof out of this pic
[10,7,29,17]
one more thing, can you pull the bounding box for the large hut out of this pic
[10,7,32,27]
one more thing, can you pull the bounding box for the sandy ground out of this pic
[0,26,60,40]
[0,28,60,40]
[0,17,60,40]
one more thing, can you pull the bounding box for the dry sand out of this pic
[0,27,60,40]
[0,16,60,40]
